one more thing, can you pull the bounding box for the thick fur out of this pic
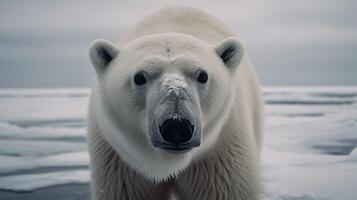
[87,5,263,200]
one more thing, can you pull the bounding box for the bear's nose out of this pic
[159,118,194,145]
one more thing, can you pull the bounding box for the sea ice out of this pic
[0,87,356,200]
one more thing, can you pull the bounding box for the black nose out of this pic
[160,119,194,145]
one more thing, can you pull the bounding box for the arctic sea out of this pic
[0,87,356,200]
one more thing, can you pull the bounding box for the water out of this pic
[0,87,356,200]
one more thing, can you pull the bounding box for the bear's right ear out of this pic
[89,39,119,75]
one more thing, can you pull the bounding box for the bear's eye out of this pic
[134,73,147,86]
[197,71,208,84]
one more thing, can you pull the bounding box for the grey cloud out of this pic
[0,0,356,87]
[263,0,357,29]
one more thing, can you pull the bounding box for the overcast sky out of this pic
[0,0,356,87]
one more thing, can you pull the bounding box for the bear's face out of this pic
[89,33,245,180]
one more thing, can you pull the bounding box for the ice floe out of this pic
[0,87,356,200]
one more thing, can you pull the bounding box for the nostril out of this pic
[160,119,194,145]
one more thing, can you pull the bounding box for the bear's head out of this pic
[89,33,245,181]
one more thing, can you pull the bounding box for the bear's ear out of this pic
[215,37,245,71]
[89,39,119,74]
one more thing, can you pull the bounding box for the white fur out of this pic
[161,73,187,97]
[88,5,263,200]
[92,82,193,181]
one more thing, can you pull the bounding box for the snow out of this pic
[0,170,89,192]
[0,152,89,174]
[0,122,84,139]
[0,140,86,157]
[0,87,356,200]
[262,87,357,200]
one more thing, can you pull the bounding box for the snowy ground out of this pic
[0,87,356,200]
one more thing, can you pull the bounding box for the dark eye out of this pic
[134,73,147,86]
[197,71,208,84]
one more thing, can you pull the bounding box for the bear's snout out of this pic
[160,118,194,145]
[150,115,201,154]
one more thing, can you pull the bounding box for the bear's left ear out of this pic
[89,39,119,75]
[215,37,245,72]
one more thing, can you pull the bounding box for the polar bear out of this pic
[87,5,263,200]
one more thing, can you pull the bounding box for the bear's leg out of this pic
[88,129,173,200]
